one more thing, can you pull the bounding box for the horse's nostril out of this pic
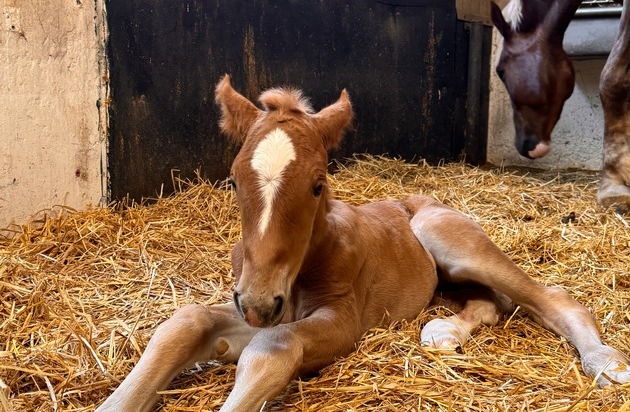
[523,138,537,153]
[272,296,284,319]
[517,136,538,158]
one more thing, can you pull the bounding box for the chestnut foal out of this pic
[97,76,630,412]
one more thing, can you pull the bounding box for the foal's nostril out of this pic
[233,291,244,318]
[272,296,284,319]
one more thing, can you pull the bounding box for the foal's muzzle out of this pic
[233,291,285,328]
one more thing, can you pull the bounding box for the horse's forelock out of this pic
[259,88,314,115]
[503,0,558,34]
[503,0,523,31]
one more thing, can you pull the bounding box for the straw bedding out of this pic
[1,155,629,411]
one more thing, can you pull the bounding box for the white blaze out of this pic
[250,128,296,235]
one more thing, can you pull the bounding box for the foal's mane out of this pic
[259,88,314,115]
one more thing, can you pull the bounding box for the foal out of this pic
[97,76,630,412]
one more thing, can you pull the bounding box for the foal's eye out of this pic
[227,177,237,190]
[312,183,324,197]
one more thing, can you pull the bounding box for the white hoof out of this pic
[582,346,630,387]
[420,318,467,350]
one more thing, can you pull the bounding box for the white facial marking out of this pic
[495,0,523,67]
[250,128,296,235]
[503,0,523,31]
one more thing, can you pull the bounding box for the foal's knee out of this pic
[151,304,213,355]
[167,304,213,331]
[238,326,303,380]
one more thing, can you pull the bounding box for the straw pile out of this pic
[1,155,629,411]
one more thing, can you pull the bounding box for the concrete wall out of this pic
[0,0,107,232]
[487,16,619,171]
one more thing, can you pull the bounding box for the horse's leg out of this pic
[405,196,630,386]
[96,303,259,412]
[598,0,630,212]
[219,307,358,412]
[421,287,511,350]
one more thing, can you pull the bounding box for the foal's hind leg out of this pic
[405,195,630,386]
[96,303,259,412]
[421,288,511,350]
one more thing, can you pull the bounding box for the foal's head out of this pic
[215,75,353,327]
[491,0,580,159]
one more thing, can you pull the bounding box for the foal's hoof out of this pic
[581,346,630,387]
[420,318,466,351]
[597,184,630,214]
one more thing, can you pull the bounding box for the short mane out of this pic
[259,88,314,115]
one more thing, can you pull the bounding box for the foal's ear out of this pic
[313,89,353,150]
[542,0,580,44]
[215,75,261,143]
[491,1,512,41]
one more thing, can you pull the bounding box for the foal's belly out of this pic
[356,200,439,329]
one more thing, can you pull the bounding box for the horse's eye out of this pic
[496,67,506,81]
[312,183,324,197]
[227,177,237,190]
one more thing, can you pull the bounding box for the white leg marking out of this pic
[421,299,501,350]
[582,345,630,386]
[250,128,296,235]
[421,318,469,349]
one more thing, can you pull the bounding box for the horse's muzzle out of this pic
[516,134,551,159]
[233,291,285,328]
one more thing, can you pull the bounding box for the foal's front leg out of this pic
[97,303,259,412]
[220,307,358,412]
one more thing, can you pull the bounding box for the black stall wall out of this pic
[107,0,488,201]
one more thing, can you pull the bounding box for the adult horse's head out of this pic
[215,75,353,328]
[491,0,580,159]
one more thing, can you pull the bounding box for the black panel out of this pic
[106,0,485,201]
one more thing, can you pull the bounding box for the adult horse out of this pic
[491,0,630,211]
[96,76,630,412]
[599,0,630,210]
